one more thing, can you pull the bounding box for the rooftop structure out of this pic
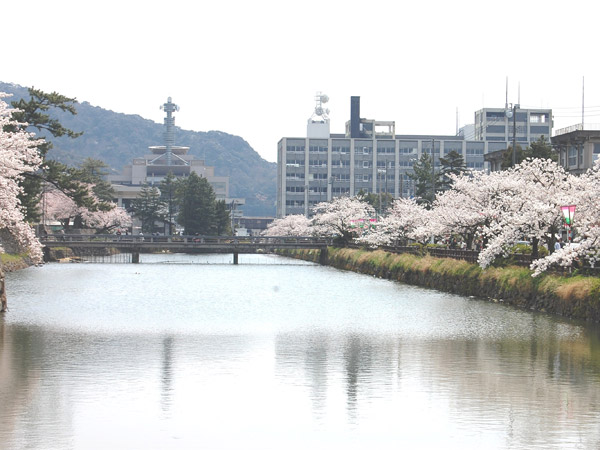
[109,97,236,211]
[552,123,600,175]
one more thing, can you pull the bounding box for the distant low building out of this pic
[552,124,600,175]
[237,217,274,236]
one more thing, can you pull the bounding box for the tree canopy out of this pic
[5,87,111,223]
[176,172,218,235]
[408,153,439,206]
[438,150,466,190]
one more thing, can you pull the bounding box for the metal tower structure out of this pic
[160,97,179,166]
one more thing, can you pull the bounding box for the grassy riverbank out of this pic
[0,253,34,272]
[278,247,600,322]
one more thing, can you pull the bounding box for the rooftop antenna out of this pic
[310,92,330,122]
[160,97,179,166]
[518,81,521,105]
[582,76,585,128]
[456,107,459,135]
[505,76,508,110]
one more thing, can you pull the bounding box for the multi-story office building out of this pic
[474,105,552,172]
[277,96,496,218]
[277,96,554,217]
[476,106,553,171]
[474,107,552,145]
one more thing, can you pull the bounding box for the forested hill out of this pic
[0,82,277,216]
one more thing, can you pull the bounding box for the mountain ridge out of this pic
[0,82,277,216]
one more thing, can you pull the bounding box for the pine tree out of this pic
[439,150,466,190]
[130,185,166,233]
[159,172,177,235]
[176,172,217,235]
[408,153,439,206]
[7,88,84,222]
[523,136,556,161]
[214,200,232,235]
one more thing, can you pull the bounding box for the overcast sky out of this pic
[3,0,599,163]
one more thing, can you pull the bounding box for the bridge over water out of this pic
[40,234,332,264]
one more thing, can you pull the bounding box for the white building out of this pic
[277,95,517,218]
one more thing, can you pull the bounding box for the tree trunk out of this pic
[532,237,540,260]
[0,267,7,313]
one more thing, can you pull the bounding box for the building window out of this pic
[486,125,506,134]
[568,146,577,166]
[593,143,600,162]
[332,146,350,154]
[530,113,548,123]
[466,148,484,156]
[286,145,305,152]
[467,162,484,169]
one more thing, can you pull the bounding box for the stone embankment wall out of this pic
[277,247,600,323]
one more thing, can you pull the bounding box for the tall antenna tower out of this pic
[505,76,508,110]
[456,107,459,135]
[160,97,179,166]
[582,76,585,128]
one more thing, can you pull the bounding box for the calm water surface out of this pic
[1,253,600,449]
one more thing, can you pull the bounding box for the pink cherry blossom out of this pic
[0,93,43,261]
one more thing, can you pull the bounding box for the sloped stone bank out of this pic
[277,248,600,323]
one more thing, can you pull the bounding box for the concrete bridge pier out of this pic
[132,251,140,264]
[319,247,329,265]
[233,252,239,265]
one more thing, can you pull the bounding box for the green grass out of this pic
[279,247,600,321]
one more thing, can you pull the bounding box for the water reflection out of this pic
[2,257,600,449]
[160,335,174,414]
[273,331,600,448]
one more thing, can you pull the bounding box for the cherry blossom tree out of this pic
[263,214,312,236]
[0,94,42,257]
[1,93,43,312]
[357,197,430,247]
[417,169,522,257]
[42,187,78,229]
[430,184,486,249]
[42,186,131,233]
[531,160,600,275]
[476,159,574,268]
[311,196,375,246]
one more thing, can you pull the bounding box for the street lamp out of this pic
[561,205,576,244]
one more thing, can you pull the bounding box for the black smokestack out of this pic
[350,96,360,138]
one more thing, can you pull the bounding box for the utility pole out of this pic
[512,104,518,167]
[431,139,435,202]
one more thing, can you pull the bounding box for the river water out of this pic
[1,253,600,449]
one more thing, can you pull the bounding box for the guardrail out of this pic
[39,234,333,248]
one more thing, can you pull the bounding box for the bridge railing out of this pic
[39,234,333,246]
